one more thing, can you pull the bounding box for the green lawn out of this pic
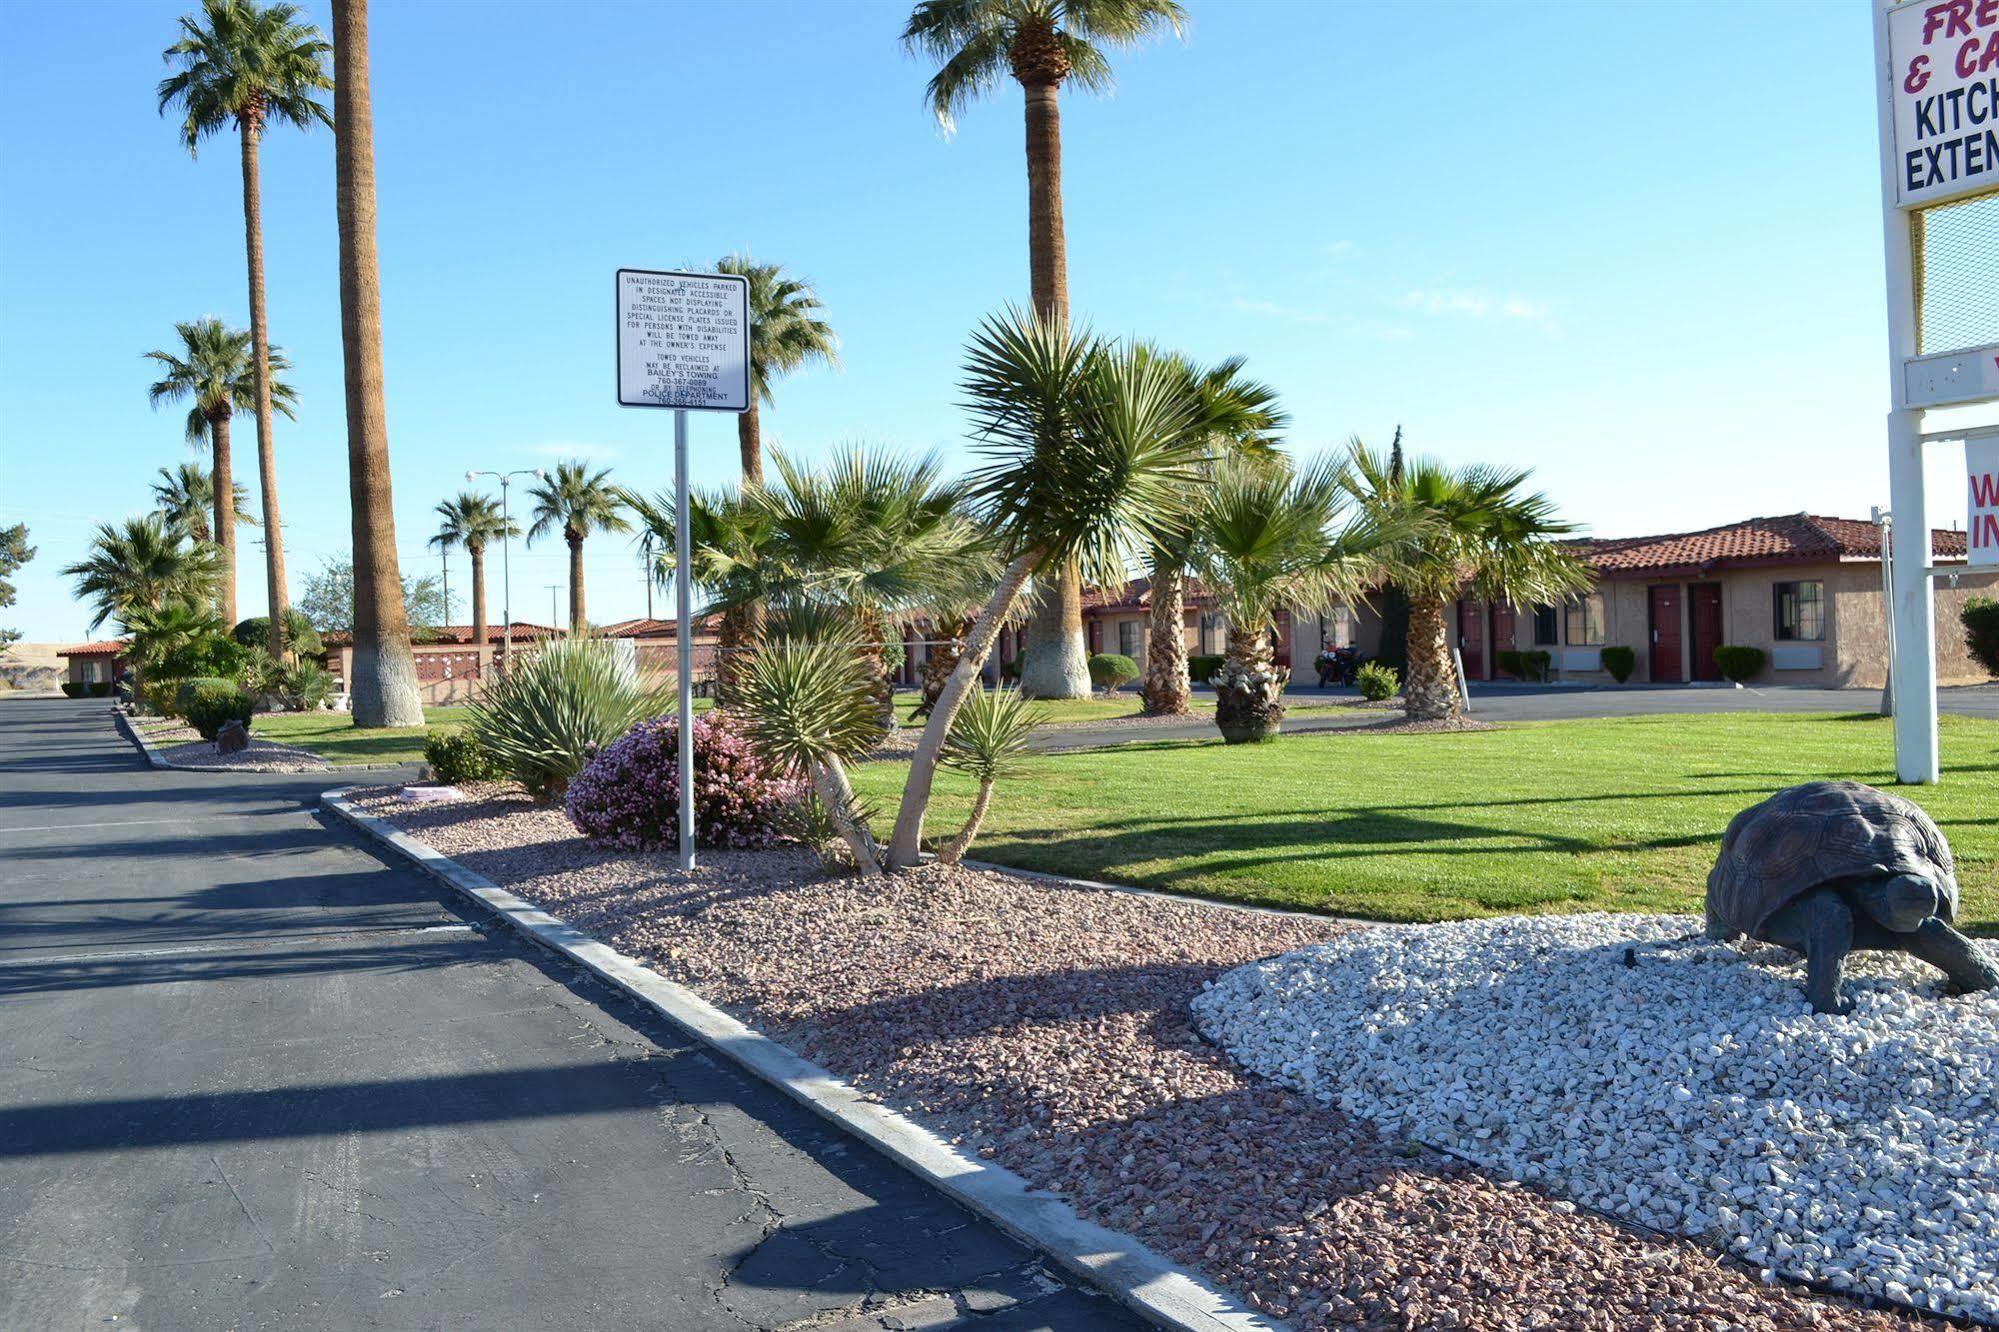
[252,705,473,766]
[849,712,1999,931]
[890,691,1358,727]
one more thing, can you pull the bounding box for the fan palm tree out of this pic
[621,484,774,705]
[61,515,222,633]
[123,601,231,679]
[159,0,332,657]
[904,0,1186,701]
[429,493,518,663]
[1341,440,1591,722]
[1138,353,1286,716]
[715,255,839,488]
[886,306,1203,868]
[144,318,295,626]
[1194,455,1383,743]
[152,462,259,546]
[528,462,630,636]
[330,0,421,726]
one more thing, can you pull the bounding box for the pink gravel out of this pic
[353,784,1922,1331]
[158,737,329,771]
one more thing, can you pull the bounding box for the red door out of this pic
[1689,583,1723,681]
[1649,585,1683,682]
[1458,600,1485,681]
[1490,604,1517,674]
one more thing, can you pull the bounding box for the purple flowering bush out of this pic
[565,711,802,851]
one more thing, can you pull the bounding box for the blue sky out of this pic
[0,0,1943,642]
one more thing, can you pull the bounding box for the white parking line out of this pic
[0,818,195,835]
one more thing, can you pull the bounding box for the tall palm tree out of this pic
[1138,353,1285,716]
[527,462,630,636]
[886,307,1203,868]
[144,318,295,625]
[61,515,222,634]
[715,255,839,488]
[1341,440,1591,722]
[1193,455,1381,743]
[429,493,518,664]
[330,0,421,726]
[152,462,258,546]
[904,0,1186,701]
[159,0,331,660]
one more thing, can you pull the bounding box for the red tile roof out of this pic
[318,621,560,648]
[598,614,722,637]
[57,640,128,658]
[1581,514,1967,578]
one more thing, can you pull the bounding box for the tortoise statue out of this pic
[1706,780,1999,1015]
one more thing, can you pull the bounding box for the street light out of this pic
[465,467,544,674]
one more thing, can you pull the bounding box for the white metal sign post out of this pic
[1875,0,1999,783]
[616,268,750,869]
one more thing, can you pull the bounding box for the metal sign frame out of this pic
[614,268,751,871]
[1875,0,1999,784]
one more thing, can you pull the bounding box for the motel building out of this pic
[1023,514,1998,692]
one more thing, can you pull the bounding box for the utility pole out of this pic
[465,468,542,674]
[547,583,561,630]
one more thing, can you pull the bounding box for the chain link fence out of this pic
[1913,188,1999,355]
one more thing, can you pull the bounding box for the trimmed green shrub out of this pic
[1498,649,1551,682]
[1600,645,1636,683]
[1714,645,1766,683]
[181,680,254,740]
[1186,654,1224,685]
[136,675,188,717]
[61,682,85,698]
[174,677,236,717]
[1355,661,1399,701]
[1963,596,1999,677]
[231,611,323,659]
[1001,655,1021,682]
[1087,652,1139,690]
[468,637,671,800]
[90,680,112,697]
[423,730,508,784]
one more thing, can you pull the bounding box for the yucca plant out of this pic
[934,687,1040,864]
[467,637,669,800]
[734,631,886,874]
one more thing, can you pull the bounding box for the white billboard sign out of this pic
[1968,436,1999,564]
[1887,0,1999,207]
[616,269,750,412]
[1904,342,1999,406]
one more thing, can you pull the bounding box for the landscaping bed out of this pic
[156,736,329,771]
[1196,913,1999,1323]
[350,782,1915,1330]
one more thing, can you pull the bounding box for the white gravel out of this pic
[1193,913,1999,1324]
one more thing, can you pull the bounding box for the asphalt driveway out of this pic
[0,698,1140,1331]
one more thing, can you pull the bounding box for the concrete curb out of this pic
[320,787,1285,1332]
[117,709,407,775]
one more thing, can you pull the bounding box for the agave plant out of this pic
[467,637,670,800]
[934,687,1040,864]
[733,627,886,874]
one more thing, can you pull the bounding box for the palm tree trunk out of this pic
[1017,562,1090,698]
[1212,623,1286,743]
[332,0,422,728]
[1021,79,1067,329]
[737,399,762,488]
[1140,554,1189,715]
[238,116,288,660]
[567,531,586,634]
[210,412,236,626]
[915,613,971,716]
[888,552,1038,870]
[469,542,488,670]
[1404,592,1459,722]
[936,779,994,866]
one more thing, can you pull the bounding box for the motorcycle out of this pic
[1314,645,1366,687]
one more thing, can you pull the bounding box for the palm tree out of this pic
[714,255,839,488]
[159,0,332,659]
[330,0,421,726]
[144,318,295,626]
[61,515,222,633]
[152,462,259,546]
[885,307,1203,868]
[1194,455,1381,743]
[904,0,1186,701]
[429,493,518,665]
[622,484,774,705]
[527,462,630,636]
[1341,440,1591,722]
[1138,353,1285,716]
[123,601,231,679]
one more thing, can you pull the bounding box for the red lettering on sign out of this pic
[1927,0,1976,42]
[1972,472,1999,508]
[1977,513,1999,550]
[1908,53,1934,91]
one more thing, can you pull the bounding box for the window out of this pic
[1532,605,1559,646]
[1198,613,1219,655]
[1117,619,1141,659]
[1565,593,1605,646]
[1774,581,1825,641]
